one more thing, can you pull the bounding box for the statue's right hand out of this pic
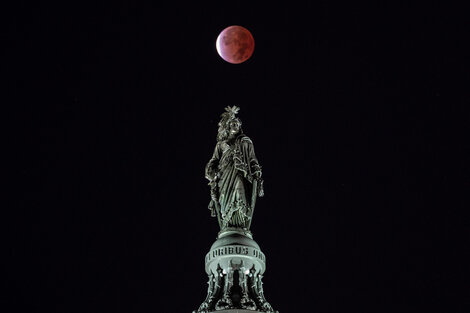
[207,173,218,182]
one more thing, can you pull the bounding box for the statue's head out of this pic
[217,106,243,141]
[228,118,242,135]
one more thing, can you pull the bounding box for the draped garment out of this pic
[206,134,262,229]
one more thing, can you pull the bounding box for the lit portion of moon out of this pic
[216,26,255,64]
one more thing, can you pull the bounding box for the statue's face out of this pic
[229,120,241,135]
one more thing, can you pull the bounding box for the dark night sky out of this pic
[7,2,470,313]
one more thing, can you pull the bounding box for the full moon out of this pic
[216,26,255,64]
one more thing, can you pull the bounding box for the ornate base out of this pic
[194,231,278,313]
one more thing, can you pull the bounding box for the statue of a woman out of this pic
[206,106,264,231]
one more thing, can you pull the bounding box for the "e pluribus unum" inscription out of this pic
[205,245,266,263]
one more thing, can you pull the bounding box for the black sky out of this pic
[8,2,470,313]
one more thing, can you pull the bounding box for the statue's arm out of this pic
[245,139,262,179]
[243,138,264,197]
[205,143,220,181]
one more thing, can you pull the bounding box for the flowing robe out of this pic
[206,133,262,229]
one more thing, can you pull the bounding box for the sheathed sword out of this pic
[209,180,223,228]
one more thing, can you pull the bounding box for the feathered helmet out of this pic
[217,106,242,141]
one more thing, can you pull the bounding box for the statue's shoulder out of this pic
[215,141,226,152]
[238,135,253,144]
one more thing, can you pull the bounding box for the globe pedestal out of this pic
[194,230,278,313]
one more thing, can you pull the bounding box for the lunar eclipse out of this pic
[216,25,255,64]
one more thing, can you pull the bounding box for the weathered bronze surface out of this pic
[194,107,277,313]
[205,106,264,232]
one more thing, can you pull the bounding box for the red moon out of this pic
[216,26,255,64]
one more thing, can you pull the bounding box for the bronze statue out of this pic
[195,107,277,313]
[205,106,264,231]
